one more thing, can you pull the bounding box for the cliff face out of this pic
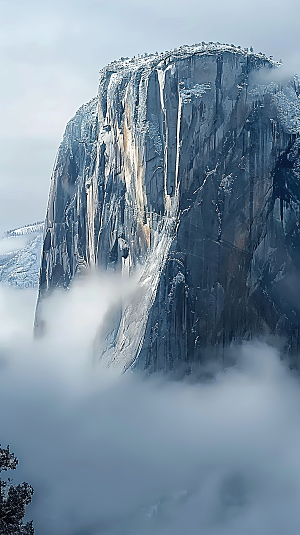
[37,43,300,372]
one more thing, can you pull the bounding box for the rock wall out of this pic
[36,43,300,371]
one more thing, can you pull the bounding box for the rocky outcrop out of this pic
[36,43,300,371]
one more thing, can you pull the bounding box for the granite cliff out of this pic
[36,42,300,372]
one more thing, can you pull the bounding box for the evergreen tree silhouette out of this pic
[0,445,34,534]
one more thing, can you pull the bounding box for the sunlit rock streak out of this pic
[36,43,300,371]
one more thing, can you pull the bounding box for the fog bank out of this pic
[0,275,300,534]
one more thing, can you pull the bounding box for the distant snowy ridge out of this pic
[4,221,44,239]
[0,223,44,288]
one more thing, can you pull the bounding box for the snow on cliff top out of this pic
[102,42,280,75]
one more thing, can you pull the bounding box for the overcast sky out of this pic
[1,0,300,233]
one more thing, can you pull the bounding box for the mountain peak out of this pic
[35,44,300,372]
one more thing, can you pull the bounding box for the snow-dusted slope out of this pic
[0,223,44,288]
[36,42,300,371]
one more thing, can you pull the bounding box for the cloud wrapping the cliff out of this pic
[0,275,300,534]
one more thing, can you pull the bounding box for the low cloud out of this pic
[250,63,299,87]
[1,274,300,534]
